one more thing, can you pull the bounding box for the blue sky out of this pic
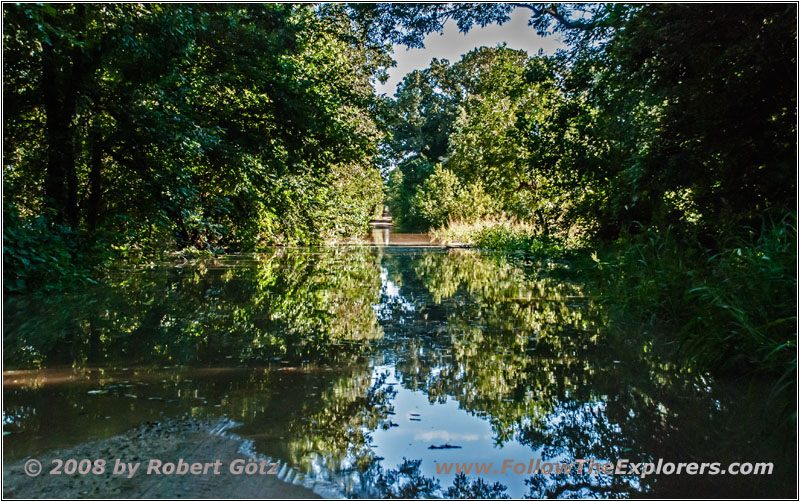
[373,8,567,96]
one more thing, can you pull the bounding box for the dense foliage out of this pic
[4,4,388,290]
[376,4,796,397]
[383,4,796,243]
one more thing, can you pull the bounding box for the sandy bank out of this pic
[3,418,322,499]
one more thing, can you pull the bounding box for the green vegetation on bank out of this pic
[432,218,566,258]
[4,4,387,291]
[597,217,796,412]
[386,6,795,247]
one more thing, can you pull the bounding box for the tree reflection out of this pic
[378,249,793,498]
[4,248,384,369]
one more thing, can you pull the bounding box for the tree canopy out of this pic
[380,3,796,245]
[3,3,796,293]
[5,4,392,290]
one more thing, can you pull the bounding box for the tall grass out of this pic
[594,214,797,425]
[431,217,567,258]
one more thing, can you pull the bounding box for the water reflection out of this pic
[4,249,383,369]
[3,248,794,498]
[369,229,441,247]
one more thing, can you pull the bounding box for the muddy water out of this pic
[3,248,795,498]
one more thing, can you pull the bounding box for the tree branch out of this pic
[510,3,600,31]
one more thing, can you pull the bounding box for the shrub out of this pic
[409,165,496,229]
[3,205,93,292]
[432,217,566,258]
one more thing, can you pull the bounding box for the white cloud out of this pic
[414,430,484,442]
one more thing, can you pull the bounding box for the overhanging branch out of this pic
[510,3,600,30]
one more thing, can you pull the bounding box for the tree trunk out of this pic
[41,43,79,227]
[87,125,103,233]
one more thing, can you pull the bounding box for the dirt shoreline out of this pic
[3,418,324,499]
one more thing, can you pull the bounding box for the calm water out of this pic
[3,247,794,497]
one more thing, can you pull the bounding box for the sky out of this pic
[373,8,567,97]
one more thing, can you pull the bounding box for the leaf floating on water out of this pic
[428,444,462,449]
[382,420,400,429]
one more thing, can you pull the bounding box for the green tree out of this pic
[594,3,797,243]
[4,4,390,290]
